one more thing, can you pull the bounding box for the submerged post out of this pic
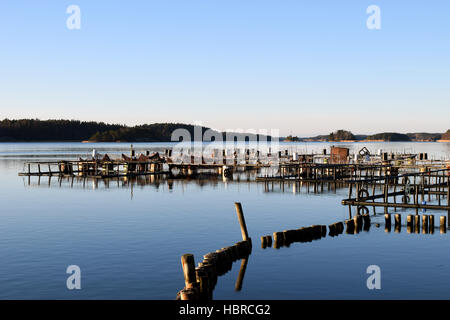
[235,202,249,241]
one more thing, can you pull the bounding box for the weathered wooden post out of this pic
[394,214,401,226]
[422,215,429,234]
[261,236,267,248]
[180,288,196,300]
[283,230,291,246]
[414,214,420,233]
[407,214,413,233]
[385,213,391,226]
[263,235,272,247]
[273,232,283,248]
[428,215,435,234]
[180,253,199,300]
[407,215,413,227]
[440,216,447,234]
[345,219,355,234]
[196,268,210,300]
[181,254,197,288]
[235,202,249,241]
[353,215,362,233]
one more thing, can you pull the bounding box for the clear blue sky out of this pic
[0,1,449,136]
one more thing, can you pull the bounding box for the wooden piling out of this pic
[428,215,435,232]
[181,254,197,289]
[345,219,355,234]
[440,215,447,234]
[283,230,292,245]
[394,214,401,226]
[195,268,210,300]
[265,235,272,247]
[414,214,420,233]
[235,202,249,241]
[407,214,413,227]
[273,232,283,248]
[385,213,391,226]
[328,223,337,236]
[321,225,327,237]
[180,288,197,300]
[261,236,267,248]
[422,215,429,234]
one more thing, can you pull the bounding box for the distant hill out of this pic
[0,119,271,142]
[1,119,447,143]
[89,123,272,142]
[283,135,300,142]
[406,132,442,141]
[365,132,411,142]
[0,119,123,142]
[328,130,356,141]
[441,130,450,140]
[354,134,368,140]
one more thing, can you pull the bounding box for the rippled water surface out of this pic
[0,142,449,299]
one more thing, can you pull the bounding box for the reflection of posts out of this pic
[235,256,249,291]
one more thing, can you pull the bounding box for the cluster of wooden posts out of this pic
[261,220,351,249]
[176,203,252,301]
[262,225,327,249]
[175,200,450,300]
[344,214,371,233]
[387,213,447,234]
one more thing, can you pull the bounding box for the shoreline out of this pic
[0,140,449,144]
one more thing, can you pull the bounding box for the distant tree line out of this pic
[328,130,356,141]
[0,119,272,142]
[1,119,447,142]
[442,130,450,140]
[366,132,411,141]
[0,119,123,141]
[284,135,300,142]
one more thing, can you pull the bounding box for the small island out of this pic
[283,129,450,142]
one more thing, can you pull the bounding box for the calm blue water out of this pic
[0,142,449,299]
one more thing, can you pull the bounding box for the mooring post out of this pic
[440,215,447,234]
[394,214,401,226]
[429,215,435,234]
[414,214,420,233]
[235,202,249,241]
[422,215,429,234]
[181,254,197,289]
[385,213,391,226]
